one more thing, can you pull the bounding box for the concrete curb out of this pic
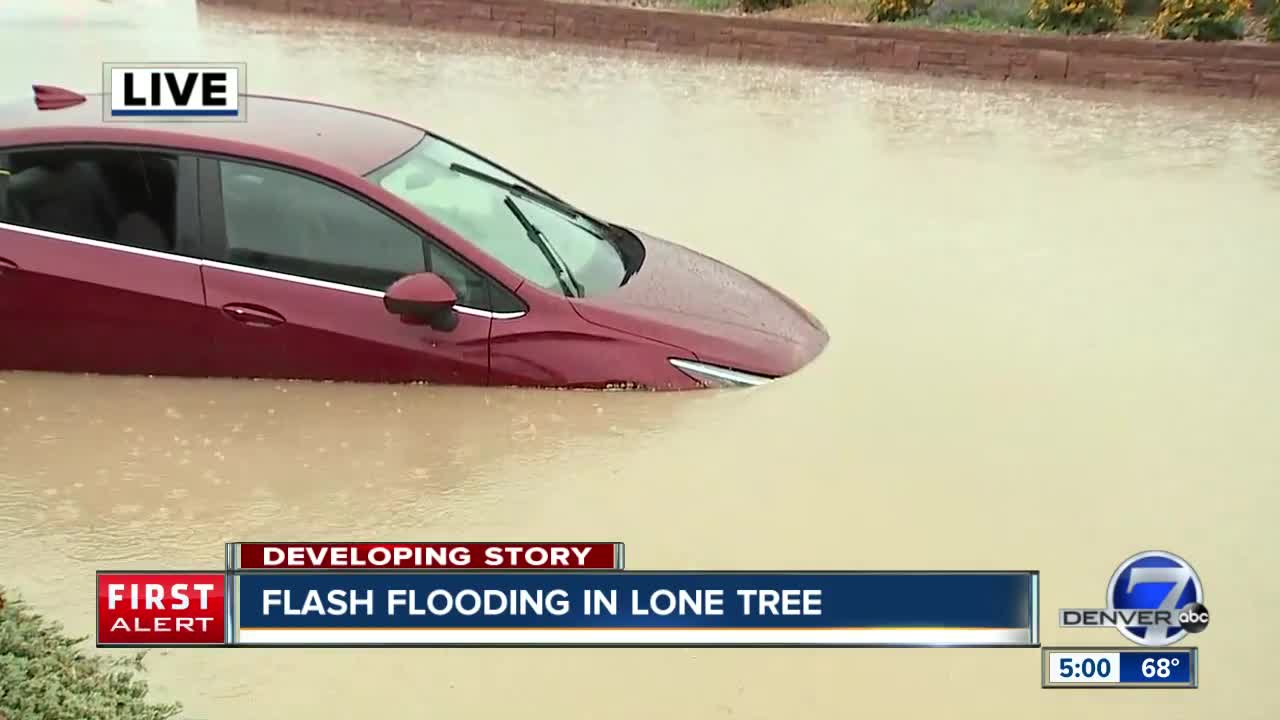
[198,0,1280,99]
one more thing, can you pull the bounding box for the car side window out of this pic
[217,160,500,309]
[0,147,179,253]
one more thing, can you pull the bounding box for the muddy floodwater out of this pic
[2,2,1280,718]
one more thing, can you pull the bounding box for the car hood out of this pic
[570,232,828,378]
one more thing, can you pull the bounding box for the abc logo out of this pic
[1179,602,1210,633]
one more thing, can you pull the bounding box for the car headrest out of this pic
[114,212,169,252]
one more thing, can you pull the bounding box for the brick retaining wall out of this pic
[198,0,1280,99]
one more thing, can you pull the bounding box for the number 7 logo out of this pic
[1127,567,1193,611]
[1108,551,1203,647]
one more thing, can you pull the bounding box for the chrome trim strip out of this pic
[1030,573,1040,646]
[0,223,526,320]
[669,358,772,387]
[454,305,524,320]
[200,258,385,298]
[225,543,235,646]
[0,221,204,265]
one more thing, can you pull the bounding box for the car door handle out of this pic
[222,303,286,327]
[0,257,16,277]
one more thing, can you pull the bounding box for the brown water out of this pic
[3,3,1280,718]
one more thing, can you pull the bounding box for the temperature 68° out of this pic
[1118,651,1195,684]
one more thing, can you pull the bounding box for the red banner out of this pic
[235,542,623,570]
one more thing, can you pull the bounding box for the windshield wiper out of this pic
[501,196,584,298]
[449,163,609,238]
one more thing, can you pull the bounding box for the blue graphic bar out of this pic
[1119,650,1196,684]
[232,571,1038,647]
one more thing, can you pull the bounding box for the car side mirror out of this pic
[384,273,459,331]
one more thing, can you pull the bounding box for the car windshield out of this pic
[367,135,627,297]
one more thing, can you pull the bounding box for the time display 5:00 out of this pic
[1053,652,1121,682]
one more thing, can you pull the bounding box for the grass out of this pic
[898,11,1032,29]
[684,0,740,10]
[0,589,182,720]
[894,0,1036,29]
[750,0,872,22]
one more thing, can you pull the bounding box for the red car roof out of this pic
[0,90,425,175]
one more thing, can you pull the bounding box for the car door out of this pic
[0,145,211,376]
[196,156,497,384]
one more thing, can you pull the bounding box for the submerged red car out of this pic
[0,86,827,389]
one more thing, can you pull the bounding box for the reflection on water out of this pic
[2,3,1280,719]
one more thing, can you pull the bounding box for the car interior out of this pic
[0,146,503,312]
[220,169,419,291]
[220,165,493,306]
[0,148,178,253]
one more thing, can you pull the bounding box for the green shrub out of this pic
[0,589,182,720]
[1152,0,1249,39]
[1267,1,1280,41]
[869,0,933,21]
[739,0,793,12]
[1028,0,1124,32]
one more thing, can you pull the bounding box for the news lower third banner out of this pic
[97,545,1039,648]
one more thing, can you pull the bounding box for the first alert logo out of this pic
[96,573,227,646]
[106,582,216,631]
